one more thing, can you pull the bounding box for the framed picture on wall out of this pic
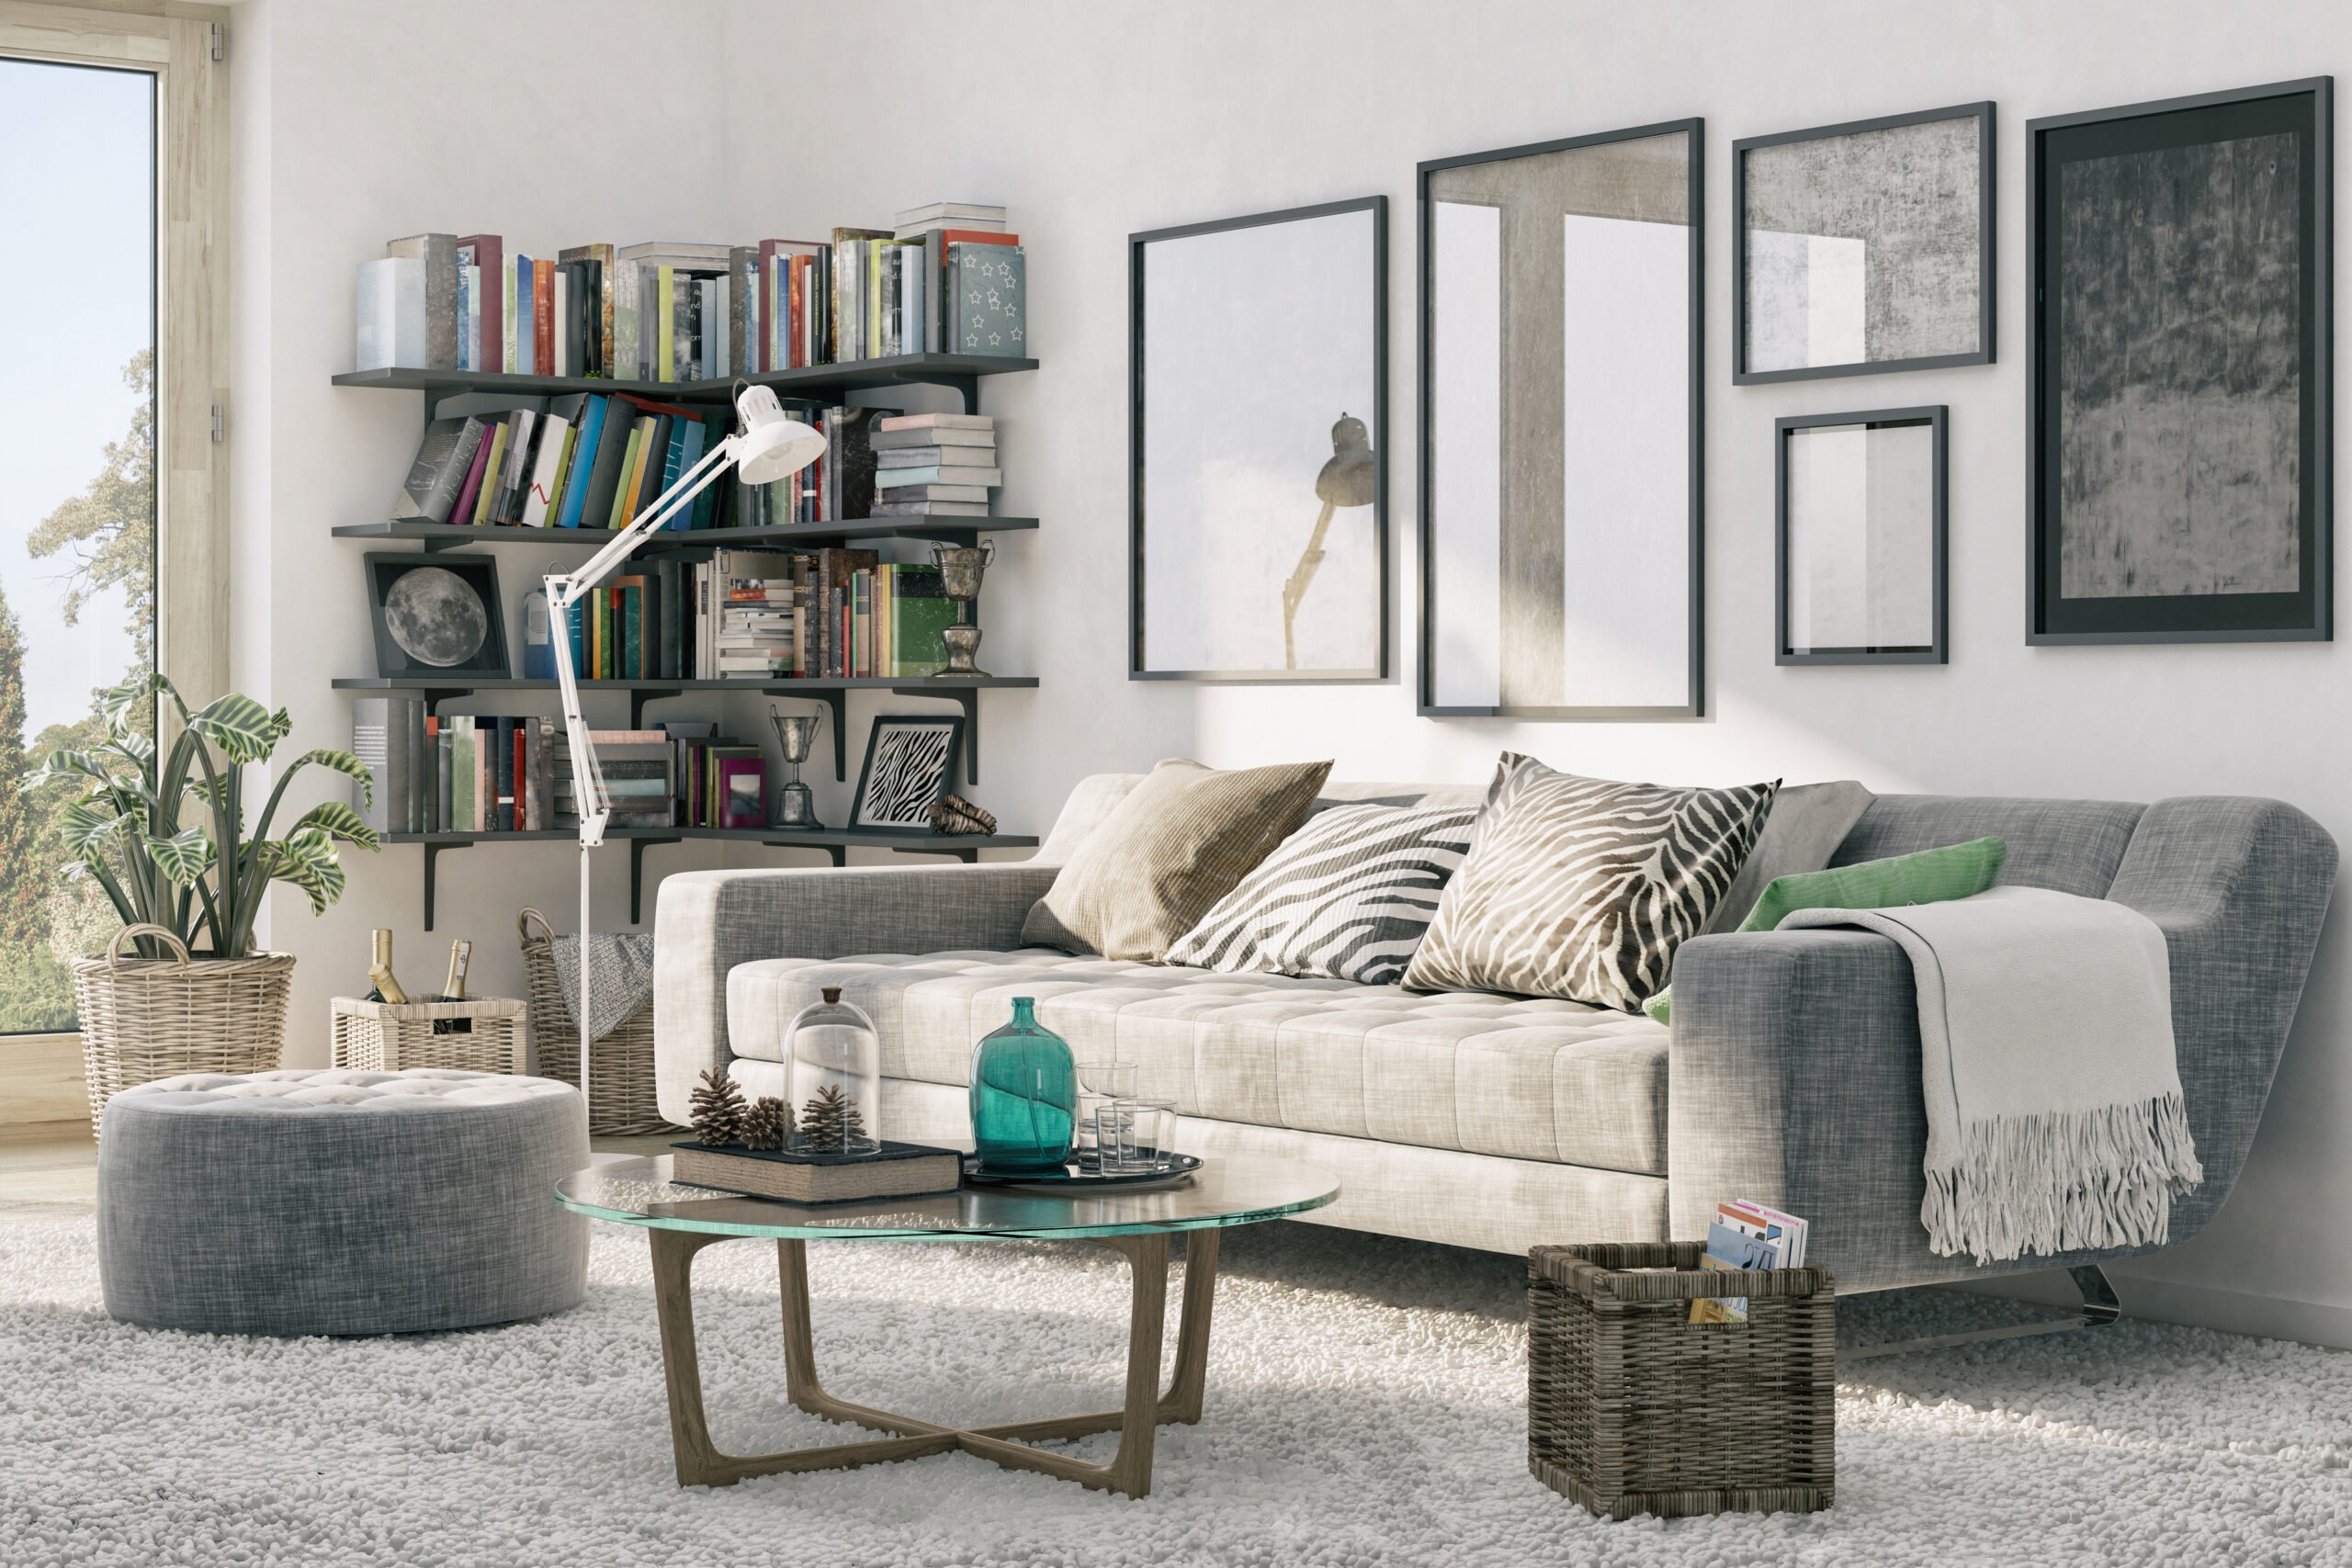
[364,552,510,680]
[1776,407,1948,665]
[1129,197,1387,682]
[1734,102,1995,384]
[1419,119,1703,719]
[849,714,966,830]
[2028,79,2332,644]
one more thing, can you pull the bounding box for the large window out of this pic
[0,3,227,1032]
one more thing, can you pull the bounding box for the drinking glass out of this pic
[1074,1060,1136,1170]
[1112,1098,1178,1173]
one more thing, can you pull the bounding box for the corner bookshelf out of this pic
[333,350,1040,929]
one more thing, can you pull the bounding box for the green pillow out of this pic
[1643,837,2007,1025]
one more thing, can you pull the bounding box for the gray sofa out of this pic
[653,775,2335,1294]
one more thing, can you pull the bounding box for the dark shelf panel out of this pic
[332,518,1037,552]
[385,825,1036,928]
[331,352,1035,414]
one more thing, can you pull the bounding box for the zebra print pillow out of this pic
[1401,754,1777,1011]
[1163,804,1479,984]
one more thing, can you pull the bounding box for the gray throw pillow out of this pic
[1402,753,1778,1011]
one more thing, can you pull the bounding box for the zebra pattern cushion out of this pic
[1163,804,1479,983]
[1402,753,1778,1011]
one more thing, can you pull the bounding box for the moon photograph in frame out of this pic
[366,552,511,680]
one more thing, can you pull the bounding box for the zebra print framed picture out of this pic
[1419,118,1705,720]
[849,715,967,831]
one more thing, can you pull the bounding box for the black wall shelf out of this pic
[331,674,1034,781]
[390,825,1039,929]
[333,517,1035,552]
[333,351,1036,420]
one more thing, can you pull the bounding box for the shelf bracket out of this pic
[420,840,475,931]
[884,369,980,416]
[893,684,981,784]
[764,840,848,868]
[628,686,684,728]
[628,836,683,925]
[892,842,981,864]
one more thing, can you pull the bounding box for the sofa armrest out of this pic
[652,862,1060,1124]
[1667,927,1942,1293]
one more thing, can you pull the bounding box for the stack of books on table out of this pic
[869,413,999,518]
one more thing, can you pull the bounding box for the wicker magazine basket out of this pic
[1527,1242,1836,1520]
[331,995,526,1075]
[71,922,294,1138]
[517,907,673,1135]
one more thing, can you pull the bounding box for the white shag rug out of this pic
[4,1218,2349,1568]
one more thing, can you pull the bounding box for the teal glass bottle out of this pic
[968,997,1077,1171]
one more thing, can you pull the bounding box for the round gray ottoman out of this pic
[96,1068,589,1336]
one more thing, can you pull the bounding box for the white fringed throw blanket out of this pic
[1780,886,2201,1262]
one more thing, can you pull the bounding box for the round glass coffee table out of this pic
[558,1154,1339,1499]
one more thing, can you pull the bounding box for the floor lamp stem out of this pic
[578,842,593,1119]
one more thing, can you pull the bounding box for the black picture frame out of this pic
[364,551,510,680]
[849,714,967,830]
[1775,406,1949,666]
[1128,196,1388,683]
[2028,79,2332,646]
[1733,102,1996,385]
[1417,118,1704,720]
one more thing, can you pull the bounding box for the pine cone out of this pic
[689,1067,748,1146]
[741,1095,793,1151]
[930,795,998,836]
[797,1083,868,1152]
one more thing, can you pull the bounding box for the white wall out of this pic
[236,0,2352,1343]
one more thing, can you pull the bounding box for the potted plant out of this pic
[32,674,379,1133]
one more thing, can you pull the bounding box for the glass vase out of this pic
[785,987,882,1156]
[967,997,1076,1171]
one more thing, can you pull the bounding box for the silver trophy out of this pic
[767,705,826,829]
[929,541,995,678]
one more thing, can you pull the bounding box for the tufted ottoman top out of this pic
[111,1067,577,1115]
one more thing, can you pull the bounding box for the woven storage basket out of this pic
[1528,1242,1836,1519]
[71,922,294,1138]
[518,907,673,1135]
[331,994,527,1074]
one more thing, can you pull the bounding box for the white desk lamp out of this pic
[544,382,824,1111]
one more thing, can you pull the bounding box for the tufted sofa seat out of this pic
[96,1068,589,1336]
[727,951,1668,1177]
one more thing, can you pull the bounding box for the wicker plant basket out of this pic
[517,907,673,1135]
[1528,1242,1836,1520]
[331,994,527,1075]
[71,922,295,1138]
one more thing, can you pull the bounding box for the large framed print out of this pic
[1735,103,1995,384]
[1419,119,1703,719]
[1776,407,1948,666]
[2029,79,2332,644]
[1129,197,1386,682]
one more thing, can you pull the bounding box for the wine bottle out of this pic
[365,930,408,1004]
[443,939,471,1002]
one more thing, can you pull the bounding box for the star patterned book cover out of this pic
[949,242,1026,357]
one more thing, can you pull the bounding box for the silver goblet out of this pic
[929,541,996,678]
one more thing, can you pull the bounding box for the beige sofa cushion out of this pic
[1020,758,1332,960]
[727,950,1669,1177]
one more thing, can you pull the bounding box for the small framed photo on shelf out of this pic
[850,715,966,830]
[1775,406,1948,665]
[1735,102,1995,384]
[717,757,766,830]
[364,552,511,680]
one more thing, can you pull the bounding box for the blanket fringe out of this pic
[1922,1093,2203,1264]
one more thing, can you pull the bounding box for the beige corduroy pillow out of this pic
[1022,758,1334,961]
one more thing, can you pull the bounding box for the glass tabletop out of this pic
[556,1154,1340,1241]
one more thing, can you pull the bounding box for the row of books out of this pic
[552,727,764,830]
[1688,1200,1809,1324]
[353,203,1025,381]
[522,548,962,682]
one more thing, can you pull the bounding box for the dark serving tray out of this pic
[959,1153,1204,1191]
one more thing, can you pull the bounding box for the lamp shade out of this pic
[732,383,826,484]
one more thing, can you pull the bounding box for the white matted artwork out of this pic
[1130,197,1385,681]
[849,715,966,830]
[1776,407,1947,665]
[1419,122,1702,718]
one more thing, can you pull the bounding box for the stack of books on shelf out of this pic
[353,209,1027,378]
[351,702,562,836]
[870,413,1000,518]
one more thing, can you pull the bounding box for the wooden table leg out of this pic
[1163,1230,1220,1425]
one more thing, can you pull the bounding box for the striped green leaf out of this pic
[189,694,278,764]
[143,826,218,886]
[293,800,380,852]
